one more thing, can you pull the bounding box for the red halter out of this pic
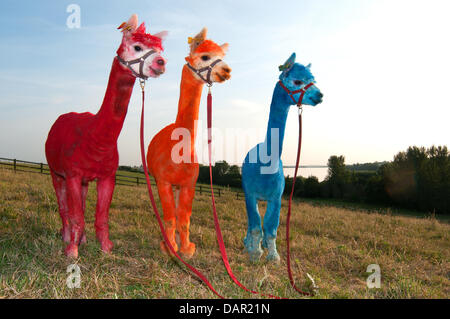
[278,80,315,107]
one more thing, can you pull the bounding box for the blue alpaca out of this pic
[241,53,323,262]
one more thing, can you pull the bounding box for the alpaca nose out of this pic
[222,66,231,73]
[314,92,324,104]
[156,58,165,66]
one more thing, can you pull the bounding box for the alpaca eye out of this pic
[201,55,210,61]
[134,45,142,52]
[294,80,303,86]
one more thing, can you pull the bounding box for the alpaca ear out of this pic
[195,27,208,41]
[306,63,312,69]
[220,43,229,53]
[126,14,139,32]
[189,27,207,53]
[135,22,146,34]
[154,31,168,42]
[287,52,296,63]
[279,52,296,73]
[118,14,138,35]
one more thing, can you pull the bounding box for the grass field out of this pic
[0,168,448,299]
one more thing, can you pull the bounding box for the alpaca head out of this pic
[117,14,167,78]
[185,28,231,84]
[279,53,323,106]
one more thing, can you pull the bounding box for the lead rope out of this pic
[207,86,283,299]
[286,107,313,296]
[138,79,224,299]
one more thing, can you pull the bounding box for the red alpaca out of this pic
[45,14,167,258]
[147,28,231,258]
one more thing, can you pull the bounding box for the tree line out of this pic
[197,145,449,215]
[118,145,448,214]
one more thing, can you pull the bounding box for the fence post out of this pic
[114,175,117,185]
[136,176,139,186]
[199,186,202,195]
[218,189,221,197]
[40,163,43,174]
[13,159,16,172]
[236,192,239,199]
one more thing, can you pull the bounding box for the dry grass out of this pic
[0,168,448,299]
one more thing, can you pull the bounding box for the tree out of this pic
[304,176,320,198]
[383,145,449,214]
[197,165,210,184]
[383,147,426,209]
[223,164,241,188]
[326,155,350,198]
[326,155,346,181]
[212,161,230,181]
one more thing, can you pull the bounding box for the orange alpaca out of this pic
[147,28,231,258]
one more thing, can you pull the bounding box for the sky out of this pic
[0,0,449,180]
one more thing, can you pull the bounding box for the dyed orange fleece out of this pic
[146,30,229,258]
[147,58,209,260]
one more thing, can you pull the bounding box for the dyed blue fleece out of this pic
[241,53,323,261]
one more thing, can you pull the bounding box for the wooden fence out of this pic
[0,157,243,198]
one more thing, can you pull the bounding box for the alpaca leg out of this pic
[174,187,180,209]
[95,175,115,253]
[50,171,70,243]
[157,181,178,253]
[65,176,85,258]
[80,182,89,244]
[243,194,263,262]
[176,186,196,258]
[263,198,282,263]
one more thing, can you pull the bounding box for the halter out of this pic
[186,59,222,86]
[117,49,157,80]
[279,80,315,108]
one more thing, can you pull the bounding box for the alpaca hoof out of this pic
[249,249,263,263]
[65,243,79,259]
[60,228,70,243]
[180,242,196,259]
[244,230,263,263]
[80,232,87,245]
[160,240,178,255]
[245,241,263,263]
[266,251,281,264]
[263,237,280,263]
[100,239,113,253]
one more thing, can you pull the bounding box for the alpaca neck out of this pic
[175,65,204,146]
[264,83,291,157]
[91,58,136,146]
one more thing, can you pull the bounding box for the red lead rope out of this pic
[139,83,224,299]
[140,81,311,299]
[279,81,315,297]
[286,110,312,296]
[208,88,312,297]
[207,88,283,299]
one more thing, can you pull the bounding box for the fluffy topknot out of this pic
[130,23,163,51]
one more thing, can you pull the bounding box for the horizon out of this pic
[1,0,449,176]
